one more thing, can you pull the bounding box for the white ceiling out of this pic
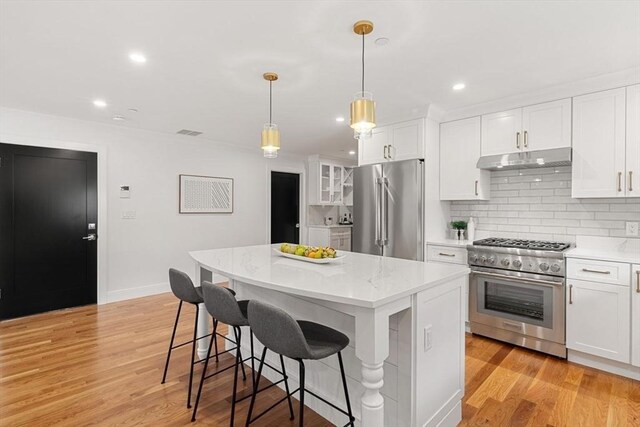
[1,1,639,158]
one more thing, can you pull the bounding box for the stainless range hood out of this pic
[476,147,572,171]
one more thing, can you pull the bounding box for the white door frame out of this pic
[0,133,109,304]
[265,165,306,245]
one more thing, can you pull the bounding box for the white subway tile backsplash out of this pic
[450,166,640,242]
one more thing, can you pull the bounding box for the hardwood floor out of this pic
[1,293,639,426]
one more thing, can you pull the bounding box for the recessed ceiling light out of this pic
[348,150,356,155]
[112,115,125,121]
[452,83,466,91]
[129,52,147,64]
[374,37,389,46]
[93,99,107,108]
[336,116,345,122]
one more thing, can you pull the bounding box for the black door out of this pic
[0,143,98,319]
[271,172,300,244]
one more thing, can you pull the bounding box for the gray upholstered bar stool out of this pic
[246,300,355,427]
[161,268,239,408]
[191,281,294,426]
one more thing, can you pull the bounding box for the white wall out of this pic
[0,107,306,302]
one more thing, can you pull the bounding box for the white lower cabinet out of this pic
[632,264,640,367]
[426,244,469,324]
[566,278,630,363]
[308,227,351,251]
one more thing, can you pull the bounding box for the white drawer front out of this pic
[427,245,468,265]
[566,258,631,286]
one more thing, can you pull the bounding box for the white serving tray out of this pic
[273,248,346,264]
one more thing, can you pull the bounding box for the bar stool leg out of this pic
[213,319,220,363]
[280,355,295,420]
[191,331,215,422]
[250,330,256,387]
[161,300,183,384]
[236,327,247,381]
[298,360,305,427]
[230,326,243,427]
[187,303,199,408]
[338,352,354,426]
[245,347,268,426]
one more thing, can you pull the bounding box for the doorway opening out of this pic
[0,143,98,319]
[270,171,300,244]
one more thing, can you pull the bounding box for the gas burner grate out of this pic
[473,238,571,252]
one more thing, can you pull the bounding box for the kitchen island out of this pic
[190,245,469,427]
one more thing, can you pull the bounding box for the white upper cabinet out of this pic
[521,98,572,151]
[358,118,424,166]
[626,84,640,198]
[440,117,489,200]
[308,160,345,205]
[572,88,627,198]
[481,99,572,156]
[359,127,388,166]
[389,119,424,162]
[481,108,522,156]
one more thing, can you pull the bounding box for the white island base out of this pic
[190,245,468,427]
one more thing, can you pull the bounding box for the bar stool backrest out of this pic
[248,300,311,360]
[168,268,202,304]
[201,281,246,326]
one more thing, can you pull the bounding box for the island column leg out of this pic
[195,264,211,360]
[355,309,389,427]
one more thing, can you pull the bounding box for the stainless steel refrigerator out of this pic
[352,159,424,261]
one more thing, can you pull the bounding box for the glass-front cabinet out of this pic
[308,159,353,205]
[318,163,342,204]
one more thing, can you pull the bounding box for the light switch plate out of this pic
[121,211,136,219]
[424,325,433,352]
[626,222,639,237]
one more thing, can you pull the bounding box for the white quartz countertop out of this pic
[565,247,640,264]
[190,244,469,308]
[426,238,471,248]
[564,236,640,264]
[308,224,353,228]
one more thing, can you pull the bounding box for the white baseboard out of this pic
[568,350,640,381]
[105,281,170,303]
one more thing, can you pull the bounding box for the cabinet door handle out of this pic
[438,252,456,257]
[523,130,528,148]
[618,172,622,192]
[383,145,388,159]
[474,180,479,196]
[569,284,573,304]
[516,132,521,149]
[581,268,611,275]
[636,271,639,293]
[387,145,393,160]
[630,171,633,192]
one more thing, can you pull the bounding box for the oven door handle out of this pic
[472,270,564,287]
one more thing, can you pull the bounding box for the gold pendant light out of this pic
[350,20,376,140]
[261,72,280,158]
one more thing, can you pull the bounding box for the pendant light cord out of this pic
[361,32,365,93]
[269,80,273,125]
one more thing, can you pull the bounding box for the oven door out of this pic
[470,269,565,344]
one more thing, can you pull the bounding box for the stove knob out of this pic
[487,256,496,265]
[470,254,478,263]
[539,262,550,272]
[501,258,511,267]
[512,259,522,269]
[480,256,487,264]
[550,263,561,273]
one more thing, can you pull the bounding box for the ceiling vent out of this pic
[176,129,203,136]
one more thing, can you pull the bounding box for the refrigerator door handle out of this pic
[381,176,389,246]
[375,177,382,246]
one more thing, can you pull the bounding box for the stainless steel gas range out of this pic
[468,238,571,358]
